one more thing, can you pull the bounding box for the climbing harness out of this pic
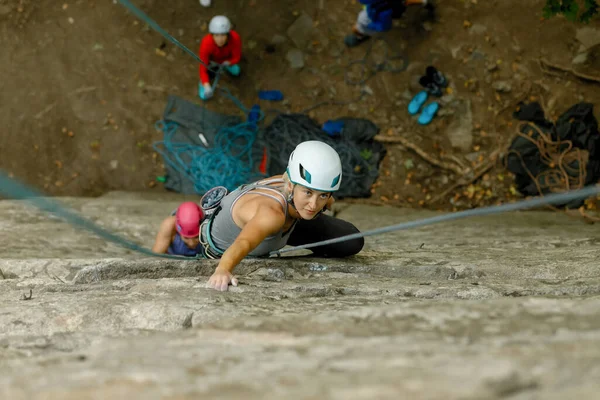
[5,2,590,261]
[2,170,600,262]
[199,217,225,259]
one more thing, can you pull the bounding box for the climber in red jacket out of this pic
[198,15,242,100]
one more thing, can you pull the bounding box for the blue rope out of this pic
[118,0,205,66]
[153,110,267,194]
[0,170,200,260]
[117,0,269,192]
[117,0,230,89]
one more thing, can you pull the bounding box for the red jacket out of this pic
[198,30,242,85]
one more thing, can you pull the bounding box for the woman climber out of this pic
[152,202,205,257]
[345,0,435,47]
[198,15,242,100]
[204,140,364,291]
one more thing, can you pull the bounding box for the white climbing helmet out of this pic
[287,141,342,192]
[209,15,231,34]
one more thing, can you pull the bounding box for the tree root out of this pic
[539,58,600,83]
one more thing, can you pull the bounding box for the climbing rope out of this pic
[269,183,600,257]
[2,169,599,261]
[118,0,268,192]
[152,113,265,193]
[119,0,212,71]
[0,170,200,261]
[506,121,600,222]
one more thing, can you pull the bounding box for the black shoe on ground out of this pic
[425,65,448,88]
[419,76,443,97]
[344,31,370,48]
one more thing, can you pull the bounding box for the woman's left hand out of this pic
[207,267,238,291]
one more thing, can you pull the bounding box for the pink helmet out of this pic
[175,202,204,238]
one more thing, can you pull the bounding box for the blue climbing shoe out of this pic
[225,64,241,76]
[408,91,428,115]
[198,83,213,101]
[418,102,440,125]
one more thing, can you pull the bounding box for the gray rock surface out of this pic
[1,192,600,399]
[286,48,305,69]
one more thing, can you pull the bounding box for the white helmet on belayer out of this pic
[209,15,231,35]
[287,141,342,192]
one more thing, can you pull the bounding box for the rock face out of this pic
[1,192,600,399]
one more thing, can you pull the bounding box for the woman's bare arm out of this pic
[152,216,176,253]
[216,204,285,273]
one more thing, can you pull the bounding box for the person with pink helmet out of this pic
[152,202,205,257]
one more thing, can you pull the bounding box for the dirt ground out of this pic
[1,0,600,211]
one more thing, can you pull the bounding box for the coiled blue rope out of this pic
[152,109,266,194]
[116,0,268,193]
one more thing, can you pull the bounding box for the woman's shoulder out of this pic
[200,34,214,46]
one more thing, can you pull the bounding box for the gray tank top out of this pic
[209,178,296,256]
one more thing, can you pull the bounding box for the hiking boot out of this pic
[419,76,443,97]
[424,0,436,21]
[425,65,448,88]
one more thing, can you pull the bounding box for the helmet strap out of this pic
[287,184,304,220]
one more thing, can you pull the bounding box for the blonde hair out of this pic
[282,172,293,198]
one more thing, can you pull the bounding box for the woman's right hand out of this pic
[207,267,238,291]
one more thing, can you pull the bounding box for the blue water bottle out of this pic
[247,104,261,130]
[322,120,344,137]
[258,90,284,101]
